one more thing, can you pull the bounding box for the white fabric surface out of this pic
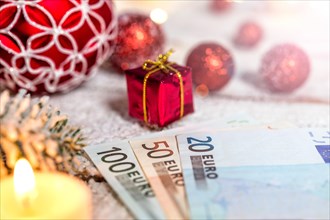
[49,1,329,219]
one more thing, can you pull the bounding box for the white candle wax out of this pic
[0,172,92,219]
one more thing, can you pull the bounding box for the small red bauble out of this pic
[110,13,165,71]
[210,0,232,12]
[234,21,263,48]
[260,44,310,93]
[186,43,234,92]
[0,0,117,93]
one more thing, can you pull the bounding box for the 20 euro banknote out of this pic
[176,128,330,219]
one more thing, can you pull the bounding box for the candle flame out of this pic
[150,8,168,24]
[14,158,36,207]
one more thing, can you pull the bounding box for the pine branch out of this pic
[0,90,86,178]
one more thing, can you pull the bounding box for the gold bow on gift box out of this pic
[142,49,184,124]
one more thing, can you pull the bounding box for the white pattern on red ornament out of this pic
[0,0,117,93]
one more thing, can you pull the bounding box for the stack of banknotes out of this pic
[85,114,330,220]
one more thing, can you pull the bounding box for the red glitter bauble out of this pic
[186,43,234,92]
[210,0,232,12]
[110,13,165,71]
[0,0,117,93]
[260,44,310,93]
[234,21,263,48]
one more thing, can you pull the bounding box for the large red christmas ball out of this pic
[110,13,165,71]
[260,44,310,93]
[0,0,117,93]
[234,21,263,48]
[186,43,234,92]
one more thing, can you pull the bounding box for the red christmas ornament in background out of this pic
[234,21,263,48]
[110,13,165,71]
[186,43,234,92]
[0,0,117,93]
[210,0,233,12]
[260,44,310,93]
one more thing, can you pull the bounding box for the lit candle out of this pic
[0,158,92,219]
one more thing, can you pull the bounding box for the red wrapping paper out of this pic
[125,63,194,127]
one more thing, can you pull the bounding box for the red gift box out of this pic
[125,50,194,127]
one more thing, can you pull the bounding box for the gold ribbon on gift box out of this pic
[142,49,184,124]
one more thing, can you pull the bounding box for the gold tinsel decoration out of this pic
[0,90,85,178]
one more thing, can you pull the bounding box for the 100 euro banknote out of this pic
[84,142,165,219]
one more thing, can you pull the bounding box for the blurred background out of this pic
[116,0,329,101]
